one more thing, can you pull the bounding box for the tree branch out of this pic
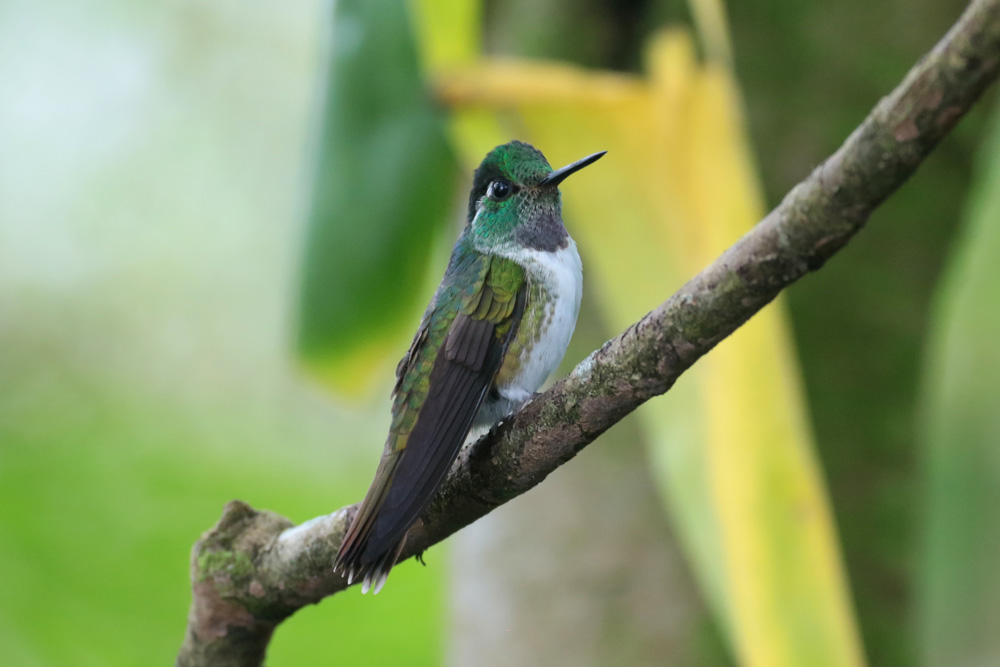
[176,1,1000,664]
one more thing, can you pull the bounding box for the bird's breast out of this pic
[476,241,582,427]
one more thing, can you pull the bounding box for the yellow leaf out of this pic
[436,28,864,667]
[408,0,481,70]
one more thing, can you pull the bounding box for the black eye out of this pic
[487,180,512,201]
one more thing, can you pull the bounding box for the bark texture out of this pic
[177,1,1000,664]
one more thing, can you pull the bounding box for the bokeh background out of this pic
[2,0,999,665]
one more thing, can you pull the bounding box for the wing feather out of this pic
[363,296,523,558]
[334,252,526,590]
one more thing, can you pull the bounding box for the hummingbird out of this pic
[334,141,605,594]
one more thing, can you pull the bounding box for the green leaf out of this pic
[297,0,457,394]
[918,100,1000,666]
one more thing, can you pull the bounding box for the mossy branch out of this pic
[177,0,1000,664]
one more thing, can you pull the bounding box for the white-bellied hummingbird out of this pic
[334,140,605,593]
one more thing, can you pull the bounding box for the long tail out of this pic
[334,449,407,594]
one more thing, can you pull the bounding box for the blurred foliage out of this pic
[725,0,988,663]
[0,1,443,664]
[918,101,1000,666]
[2,0,998,666]
[297,0,457,396]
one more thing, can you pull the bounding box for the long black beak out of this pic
[539,150,607,187]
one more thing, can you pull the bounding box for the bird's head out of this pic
[466,141,605,254]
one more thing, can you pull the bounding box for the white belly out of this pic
[474,241,583,427]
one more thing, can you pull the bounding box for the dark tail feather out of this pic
[334,508,407,595]
[361,537,406,594]
[334,448,406,594]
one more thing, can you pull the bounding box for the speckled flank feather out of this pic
[476,242,582,427]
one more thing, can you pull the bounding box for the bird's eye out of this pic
[487,180,512,201]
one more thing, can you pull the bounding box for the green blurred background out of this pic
[2,0,999,665]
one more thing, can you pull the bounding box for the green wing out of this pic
[335,252,525,590]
